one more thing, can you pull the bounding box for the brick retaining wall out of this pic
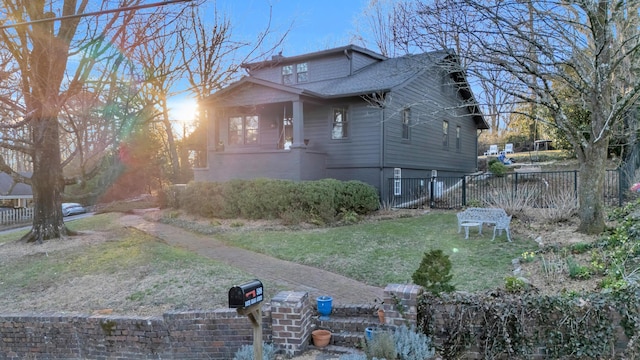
[0,287,413,359]
[0,309,273,360]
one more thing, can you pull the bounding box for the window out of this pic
[282,65,293,84]
[402,108,410,140]
[282,63,308,84]
[296,63,308,82]
[442,120,449,147]
[456,125,461,150]
[229,115,259,145]
[394,168,402,196]
[332,108,348,139]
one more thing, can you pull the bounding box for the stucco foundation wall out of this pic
[0,308,273,360]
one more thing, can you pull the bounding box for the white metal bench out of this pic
[456,207,511,241]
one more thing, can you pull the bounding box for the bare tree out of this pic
[0,0,188,242]
[177,1,289,155]
[390,1,640,234]
[128,7,189,184]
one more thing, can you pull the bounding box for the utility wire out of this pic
[0,0,194,30]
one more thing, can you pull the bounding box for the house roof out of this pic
[208,45,488,128]
[241,44,387,71]
[290,50,451,98]
[0,172,32,198]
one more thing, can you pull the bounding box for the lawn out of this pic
[0,213,260,315]
[213,211,538,292]
[0,210,538,315]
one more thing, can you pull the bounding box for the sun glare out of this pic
[170,98,199,126]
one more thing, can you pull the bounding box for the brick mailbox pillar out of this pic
[270,291,313,356]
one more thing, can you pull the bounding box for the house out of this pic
[0,172,32,208]
[194,45,488,202]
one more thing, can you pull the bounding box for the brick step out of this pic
[316,326,395,348]
[315,315,381,333]
[330,330,366,348]
[322,304,377,317]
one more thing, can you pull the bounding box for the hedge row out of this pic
[160,178,380,224]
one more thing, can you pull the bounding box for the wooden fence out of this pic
[0,208,33,226]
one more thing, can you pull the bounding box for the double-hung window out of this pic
[229,115,259,145]
[456,125,461,150]
[282,65,294,84]
[296,63,308,82]
[332,108,348,139]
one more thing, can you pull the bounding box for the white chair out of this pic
[492,215,512,242]
[488,145,499,155]
[504,143,514,154]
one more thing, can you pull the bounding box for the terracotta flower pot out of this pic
[311,329,331,347]
[377,309,385,324]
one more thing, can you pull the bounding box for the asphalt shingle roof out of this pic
[292,50,451,98]
[0,172,32,197]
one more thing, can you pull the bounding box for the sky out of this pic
[169,0,374,127]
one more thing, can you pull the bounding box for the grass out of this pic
[215,212,538,292]
[0,208,537,315]
[0,213,262,315]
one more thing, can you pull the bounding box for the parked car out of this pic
[61,203,86,216]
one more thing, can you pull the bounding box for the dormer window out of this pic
[282,62,308,84]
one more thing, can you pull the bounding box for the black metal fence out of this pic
[388,169,624,209]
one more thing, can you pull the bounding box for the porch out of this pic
[193,147,327,183]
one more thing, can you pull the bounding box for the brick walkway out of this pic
[119,213,384,305]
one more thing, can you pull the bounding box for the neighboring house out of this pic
[194,45,488,202]
[0,172,32,208]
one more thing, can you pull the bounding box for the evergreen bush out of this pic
[489,161,508,176]
[175,178,380,224]
[412,249,455,294]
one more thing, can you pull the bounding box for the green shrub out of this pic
[175,178,380,224]
[570,242,592,254]
[394,325,435,359]
[336,180,380,214]
[412,249,455,294]
[360,325,436,360]
[365,329,396,360]
[504,276,526,293]
[489,161,508,176]
[566,257,592,280]
[181,182,228,218]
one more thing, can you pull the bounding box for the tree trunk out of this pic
[576,140,608,234]
[21,116,70,243]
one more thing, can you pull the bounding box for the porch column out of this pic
[291,100,306,148]
[209,109,221,152]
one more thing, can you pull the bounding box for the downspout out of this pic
[379,104,385,203]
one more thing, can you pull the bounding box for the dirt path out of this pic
[119,213,384,306]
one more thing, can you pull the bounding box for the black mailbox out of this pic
[229,279,264,309]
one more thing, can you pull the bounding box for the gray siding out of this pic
[249,53,359,84]
[382,68,478,176]
[351,52,381,72]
